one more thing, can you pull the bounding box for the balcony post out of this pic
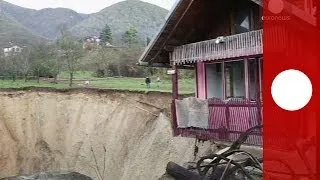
[172,64,179,100]
[170,52,179,100]
[244,58,249,99]
[170,53,179,136]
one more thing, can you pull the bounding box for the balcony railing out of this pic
[172,29,263,65]
[173,97,263,146]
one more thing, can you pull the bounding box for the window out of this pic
[248,58,263,101]
[225,61,245,98]
[234,4,252,34]
[206,63,223,99]
[205,58,262,100]
[258,58,263,100]
[248,59,259,100]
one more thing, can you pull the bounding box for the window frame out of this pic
[204,57,263,101]
[224,59,246,99]
[247,58,263,101]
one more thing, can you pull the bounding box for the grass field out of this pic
[0,72,195,94]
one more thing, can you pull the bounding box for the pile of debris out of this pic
[161,125,263,180]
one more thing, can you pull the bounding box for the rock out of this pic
[0,172,93,180]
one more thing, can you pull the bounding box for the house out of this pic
[138,0,317,146]
[82,35,114,50]
[3,45,23,57]
[82,36,101,49]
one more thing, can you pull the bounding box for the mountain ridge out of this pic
[70,0,168,43]
[0,0,168,46]
[0,0,89,39]
[0,9,44,48]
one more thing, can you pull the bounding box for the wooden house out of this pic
[138,0,317,146]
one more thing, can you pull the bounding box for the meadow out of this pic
[0,71,195,94]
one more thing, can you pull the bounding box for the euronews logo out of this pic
[262,0,291,21]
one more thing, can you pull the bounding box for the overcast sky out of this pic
[3,0,177,14]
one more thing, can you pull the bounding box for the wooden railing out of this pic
[173,97,263,146]
[207,98,262,145]
[172,29,263,65]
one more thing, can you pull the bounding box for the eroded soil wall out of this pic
[0,90,214,179]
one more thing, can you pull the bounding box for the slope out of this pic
[0,11,43,48]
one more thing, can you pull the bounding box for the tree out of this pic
[29,43,56,83]
[6,53,20,81]
[94,47,116,77]
[0,56,5,78]
[52,52,63,83]
[122,27,139,47]
[78,46,146,78]
[0,47,31,81]
[30,44,46,83]
[20,47,32,82]
[57,34,84,87]
[100,24,112,45]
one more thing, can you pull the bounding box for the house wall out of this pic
[205,0,262,40]
[206,10,232,39]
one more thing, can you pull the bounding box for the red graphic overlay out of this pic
[264,0,319,179]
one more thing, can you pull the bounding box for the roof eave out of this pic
[138,0,185,65]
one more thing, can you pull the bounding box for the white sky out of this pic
[3,0,177,14]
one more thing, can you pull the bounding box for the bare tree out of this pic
[5,51,21,82]
[57,34,84,86]
[20,47,32,82]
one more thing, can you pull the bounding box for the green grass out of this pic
[0,75,195,94]
[88,77,195,94]
[0,79,70,89]
[58,71,94,79]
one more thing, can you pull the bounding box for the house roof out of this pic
[138,0,316,67]
[138,0,194,67]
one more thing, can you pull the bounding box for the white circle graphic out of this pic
[271,69,313,111]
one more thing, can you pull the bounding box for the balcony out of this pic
[173,97,263,146]
[171,29,263,65]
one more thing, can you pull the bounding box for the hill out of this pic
[0,0,168,44]
[0,10,43,48]
[0,0,88,39]
[68,0,168,43]
[19,8,88,39]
